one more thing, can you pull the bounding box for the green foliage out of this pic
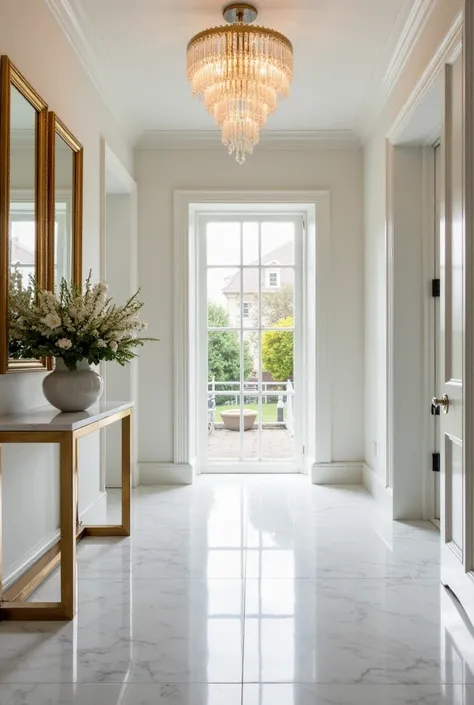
[261,284,293,326]
[208,302,253,383]
[262,316,294,381]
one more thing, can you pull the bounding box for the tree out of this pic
[262,316,294,381]
[208,302,253,383]
[246,283,294,361]
[262,284,293,327]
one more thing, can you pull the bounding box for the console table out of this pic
[0,401,133,621]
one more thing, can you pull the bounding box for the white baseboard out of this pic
[311,461,363,485]
[4,490,107,590]
[3,529,61,591]
[139,462,194,485]
[105,462,140,489]
[362,462,393,517]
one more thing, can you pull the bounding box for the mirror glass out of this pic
[9,86,36,287]
[53,132,74,289]
[8,85,37,360]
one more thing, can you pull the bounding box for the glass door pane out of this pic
[205,217,299,470]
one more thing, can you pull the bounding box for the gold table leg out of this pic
[60,432,77,620]
[122,411,132,536]
[0,408,133,621]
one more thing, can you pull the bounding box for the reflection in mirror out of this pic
[54,133,74,288]
[48,114,83,292]
[0,55,48,373]
[9,87,36,292]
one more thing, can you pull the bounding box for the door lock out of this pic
[432,394,450,414]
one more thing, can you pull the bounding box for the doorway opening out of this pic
[198,213,303,473]
[101,142,138,489]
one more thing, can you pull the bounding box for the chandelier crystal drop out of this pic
[186,3,293,164]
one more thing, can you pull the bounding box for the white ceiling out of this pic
[52,0,425,141]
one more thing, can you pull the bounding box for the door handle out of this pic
[432,394,450,414]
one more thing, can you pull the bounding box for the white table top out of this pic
[0,401,133,432]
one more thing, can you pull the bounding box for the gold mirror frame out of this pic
[47,112,83,291]
[0,55,48,374]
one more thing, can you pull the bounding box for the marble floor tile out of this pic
[0,579,244,684]
[74,532,246,580]
[242,684,474,705]
[242,578,471,684]
[1,476,474,702]
[0,683,242,705]
[244,533,440,580]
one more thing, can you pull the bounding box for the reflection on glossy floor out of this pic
[1,476,474,704]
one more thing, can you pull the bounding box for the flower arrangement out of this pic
[8,269,157,370]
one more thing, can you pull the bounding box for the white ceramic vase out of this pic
[42,358,104,412]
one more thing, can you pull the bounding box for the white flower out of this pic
[109,341,118,352]
[42,313,61,329]
[57,338,73,350]
[97,339,107,348]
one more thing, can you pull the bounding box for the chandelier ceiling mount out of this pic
[222,3,258,25]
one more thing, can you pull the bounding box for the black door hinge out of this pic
[432,278,441,297]
[432,452,440,473]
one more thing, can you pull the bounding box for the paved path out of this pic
[207,427,294,459]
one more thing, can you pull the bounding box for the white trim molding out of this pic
[357,0,439,139]
[136,130,361,151]
[173,190,332,479]
[387,11,463,143]
[312,462,363,485]
[44,0,135,140]
[383,0,437,99]
[362,463,394,518]
[384,15,463,519]
[139,463,194,485]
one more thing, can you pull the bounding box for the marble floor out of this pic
[1,475,474,704]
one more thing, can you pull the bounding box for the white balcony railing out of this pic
[208,378,295,436]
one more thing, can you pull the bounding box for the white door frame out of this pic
[172,190,332,482]
[196,211,304,473]
[384,13,462,520]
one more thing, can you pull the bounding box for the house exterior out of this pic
[221,241,294,327]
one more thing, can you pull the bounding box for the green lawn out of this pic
[215,402,286,423]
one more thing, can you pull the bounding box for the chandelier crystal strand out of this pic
[187,5,293,163]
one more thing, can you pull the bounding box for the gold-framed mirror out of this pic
[0,55,48,373]
[47,113,83,291]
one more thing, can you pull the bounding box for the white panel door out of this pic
[438,52,474,623]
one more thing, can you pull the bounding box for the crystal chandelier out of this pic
[186,3,293,164]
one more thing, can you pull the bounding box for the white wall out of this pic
[136,147,364,470]
[0,0,133,583]
[363,0,462,511]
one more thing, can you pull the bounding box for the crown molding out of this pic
[44,0,134,140]
[383,0,436,97]
[135,129,361,151]
[356,0,437,141]
[387,10,463,142]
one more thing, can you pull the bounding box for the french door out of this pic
[197,213,303,473]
